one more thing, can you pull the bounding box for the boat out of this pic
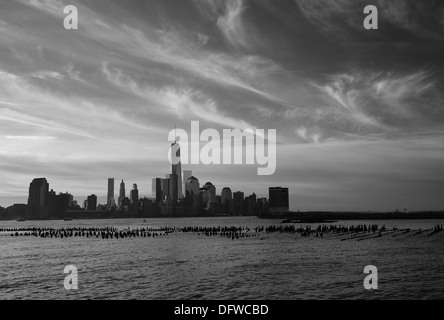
[17,218,26,222]
[63,218,73,221]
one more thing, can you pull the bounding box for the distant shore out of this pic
[259,211,444,222]
[2,210,444,222]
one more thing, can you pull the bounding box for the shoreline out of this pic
[2,210,444,222]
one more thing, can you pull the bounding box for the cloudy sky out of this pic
[1,0,444,211]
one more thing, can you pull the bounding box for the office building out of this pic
[221,187,233,214]
[233,191,244,215]
[130,184,139,205]
[118,180,125,206]
[169,173,178,203]
[27,178,49,219]
[87,194,97,211]
[203,182,216,202]
[170,141,183,200]
[269,187,289,214]
[183,170,192,195]
[161,178,170,200]
[107,178,115,207]
[185,176,200,197]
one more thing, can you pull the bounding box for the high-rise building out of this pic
[170,142,183,200]
[203,182,216,202]
[56,192,71,217]
[233,191,245,215]
[269,187,289,214]
[185,176,200,197]
[245,193,257,216]
[87,194,97,211]
[169,173,178,203]
[221,187,233,214]
[27,178,49,219]
[107,178,115,207]
[152,178,162,203]
[130,184,139,205]
[48,189,57,218]
[118,180,125,206]
[161,178,170,200]
[183,170,192,194]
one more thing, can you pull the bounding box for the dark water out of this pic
[1,217,443,299]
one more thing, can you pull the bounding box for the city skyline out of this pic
[1,0,444,211]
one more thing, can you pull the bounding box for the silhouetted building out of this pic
[48,189,57,218]
[257,197,269,216]
[183,170,192,195]
[118,180,125,206]
[233,191,244,215]
[245,193,257,216]
[130,184,139,205]
[169,173,178,203]
[185,176,200,198]
[152,178,162,203]
[121,197,131,208]
[221,187,233,214]
[87,194,97,211]
[107,178,115,207]
[6,204,27,220]
[203,182,216,204]
[269,187,289,214]
[56,192,71,217]
[161,177,170,200]
[170,141,183,199]
[27,178,49,219]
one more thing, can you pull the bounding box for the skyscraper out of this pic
[203,182,216,203]
[233,191,245,215]
[130,184,139,205]
[87,194,97,211]
[152,178,162,203]
[27,178,49,219]
[221,187,233,214]
[170,141,183,200]
[169,173,178,203]
[269,187,289,214]
[48,188,57,218]
[107,178,115,207]
[118,180,125,206]
[185,176,200,197]
[183,170,192,195]
[161,177,170,200]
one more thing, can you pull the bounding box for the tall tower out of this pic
[152,178,162,203]
[185,176,199,198]
[107,178,115,207]
[183,170,192,196]
[118,179,125,206]
[130,184,139,205]
[269,187,289,214]
[221,187,233,214]
[27,178,49,219]
[170,141,183,201]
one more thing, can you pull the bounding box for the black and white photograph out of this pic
[1,0,444,307]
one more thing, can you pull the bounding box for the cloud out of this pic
[295,0,444,41]
[311,70,444,139]
[102,62,254,130]
[216,0,247,48]
[5,135,55,140]
[194,0,258,49]
[30,70,64,80]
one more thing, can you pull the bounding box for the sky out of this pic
[1,0,444,211]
